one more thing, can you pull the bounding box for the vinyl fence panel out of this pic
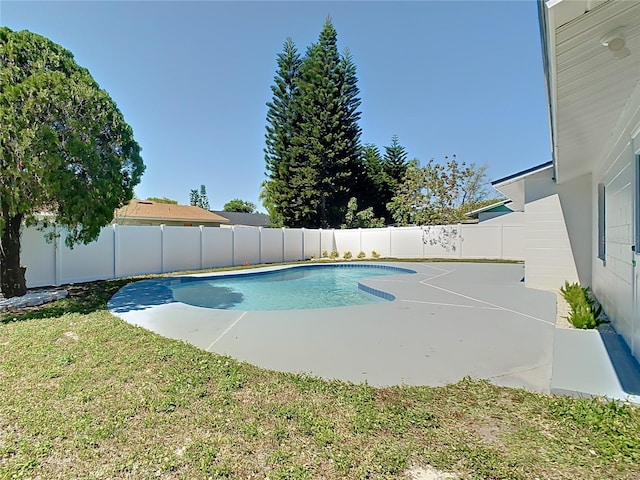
[11,221,524,288]
[359,228,392,258]
[21,227,56,288]
[162,226,202,273]
[233,227,260,266]
[261,228,284,264]
[502,225,525,260]
[320,229,336,256]
[115,225,162,277]
[303,228,321,259]
[334,229,361,257]
[460,224,500,259]
[202,227,233,268]
[390,227,424,258]
[283,229,303,262]
[59,226,115,284]
[421,225,461,258]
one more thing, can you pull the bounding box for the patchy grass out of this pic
[1,265,638,479]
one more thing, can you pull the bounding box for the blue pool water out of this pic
[168,264,415,310]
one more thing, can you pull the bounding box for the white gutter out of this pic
[538,0,559,184]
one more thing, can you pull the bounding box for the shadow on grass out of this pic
[0,277,139,324]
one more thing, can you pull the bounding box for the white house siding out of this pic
[591,79,640,358]
[522,170,592,290]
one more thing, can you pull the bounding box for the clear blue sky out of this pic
[1,1,551,211]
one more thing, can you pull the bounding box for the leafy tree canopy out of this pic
[387,156,491,226]
[0,27,144,297]
[223,198,257,213]
[341,197,385,229]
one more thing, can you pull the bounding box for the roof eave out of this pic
[538,0,559,185]
[464,200,511,217]
[491,161,554,187]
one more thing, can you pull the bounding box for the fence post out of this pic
[499,223,504,259]
[301,228,305,261]
[458,223,463,259]
[389,226,393,258]
[160,224,165,273]
[54,225,62,286]
[332,228,336,256]
[258,227,263,265]
[199,225,204,270]
[113,224,119,279]
[231,226,236,267]
[281,227,286,263]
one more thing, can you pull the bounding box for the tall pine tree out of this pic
[356,143,392,221]
[263,18,362,228]
[263,38,302,227]
[383,134,409,184]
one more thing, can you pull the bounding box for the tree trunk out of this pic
[0,207,27,298]
[319,194,328,229]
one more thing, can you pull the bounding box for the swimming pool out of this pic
[109,264,415,312]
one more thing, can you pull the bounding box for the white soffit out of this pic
[493,181,525,211]
[492,162,553,211]
[549,0,640,183]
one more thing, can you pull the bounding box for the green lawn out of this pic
[1,268,639,479]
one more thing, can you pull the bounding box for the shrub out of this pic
[357,251,366,259]
[371,251,381,259]
[343,251,353,260]
[329,251,339,260]
[560,281,603,329]
[321,250,329,258]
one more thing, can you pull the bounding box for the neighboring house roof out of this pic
[212,211,270,227]
[464,200,513,218]
[491,161,554,211]
[114,200,229,224]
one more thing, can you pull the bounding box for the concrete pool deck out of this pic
[108,262,640,401]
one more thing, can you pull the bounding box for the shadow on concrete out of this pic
[107,279,175,313]
[600,331,640,396]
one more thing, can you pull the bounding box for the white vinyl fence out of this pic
[14,222,523,288]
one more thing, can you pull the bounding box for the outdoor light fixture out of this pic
[601,27,630,59]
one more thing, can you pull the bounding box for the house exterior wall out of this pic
[591,80,640,358]
[523,170,592,290]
